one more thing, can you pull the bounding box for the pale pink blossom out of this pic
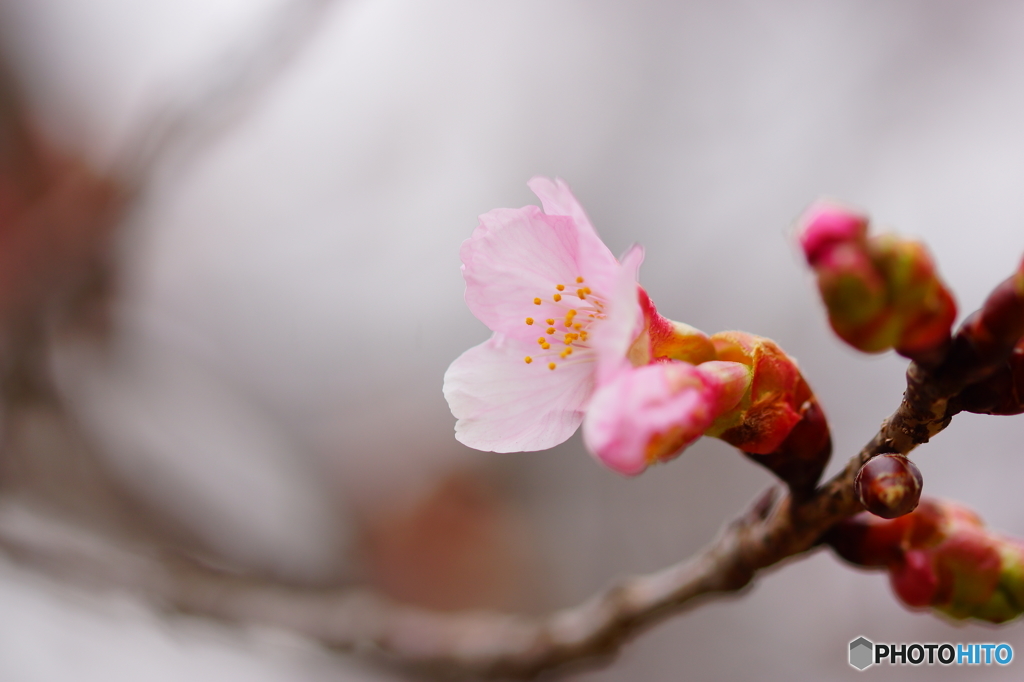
[443,177,643,453]
[443,177,750,473]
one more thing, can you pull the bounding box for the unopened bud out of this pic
[706,331,831,492]
[943,257,1024,382]
[855,454,923,519]
[827,499,1024,623]
[954,338,1024,415]
[796,202,957,362]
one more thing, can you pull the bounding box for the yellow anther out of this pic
[583,287,592,294]
[533,297,542,305]
[524,356,533,364]
[577,289,586,299]
[548,362,556,370]
[567,309,577,317]
[576,276,585,283]
[546,318,555,325]
[553,293,562,302]
[564,334,574,344]
[556,284,565,291]
[560,348,573,358]
[538,337,546,344]
[541,342,551,349]
[580,331,589,340]
[573,323,583,330]
[546,327,556,334]
[525,317,534,325]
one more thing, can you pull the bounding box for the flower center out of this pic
[522,276,607,370]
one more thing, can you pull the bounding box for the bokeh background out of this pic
[0,0,1023,680]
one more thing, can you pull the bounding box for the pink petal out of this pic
[527,176,597,238]
[592,244,645,384]
[528,176,620,293]
[443,332,593,452]
[461,204,619,342]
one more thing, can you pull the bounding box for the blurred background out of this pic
[0,0,1022,680]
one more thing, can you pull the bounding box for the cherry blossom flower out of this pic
[443,177,751,474]
[443,176,645,454]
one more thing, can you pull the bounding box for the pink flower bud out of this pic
[796,201,957,361]
[581,360,750,476]
[797,201,869,266]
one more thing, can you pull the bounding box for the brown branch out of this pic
[0,349,983,680]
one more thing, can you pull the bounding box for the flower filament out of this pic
[522,276,607,370]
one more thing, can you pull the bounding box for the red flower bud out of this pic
[705,331,831,492]
[950,260,1024,373]
[855,454,923,519]
[890,549,939,607]
[827,499,1024,623]
[954,339,1024,415]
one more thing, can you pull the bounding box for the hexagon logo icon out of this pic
[849,637,874,670]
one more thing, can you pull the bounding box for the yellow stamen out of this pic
[541,342,551,349]
[546,318,555,325]
[580,331,589,340]
[548,362,556,370]
[574,323,583,330]
[525,317,534,325]
[576,276,585,283]
[577,289,586,299]
[556,284,565,291]
[553,293,562,302]
[533,297,542,305]
[583,287,592,294]
[537,337,546,344]
[546,327,556,334]
[561,348,573,358]
[524,356,533,364]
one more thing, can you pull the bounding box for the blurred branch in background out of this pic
[1,278,1016,678]
[1,2,1023,681]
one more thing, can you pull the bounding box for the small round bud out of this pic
[855,454,923,519]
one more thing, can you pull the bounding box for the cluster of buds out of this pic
[588,294,832,489]
[826,499,1024,623]
[797,202,957,364]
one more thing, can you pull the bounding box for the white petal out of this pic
[443,333,593,452]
